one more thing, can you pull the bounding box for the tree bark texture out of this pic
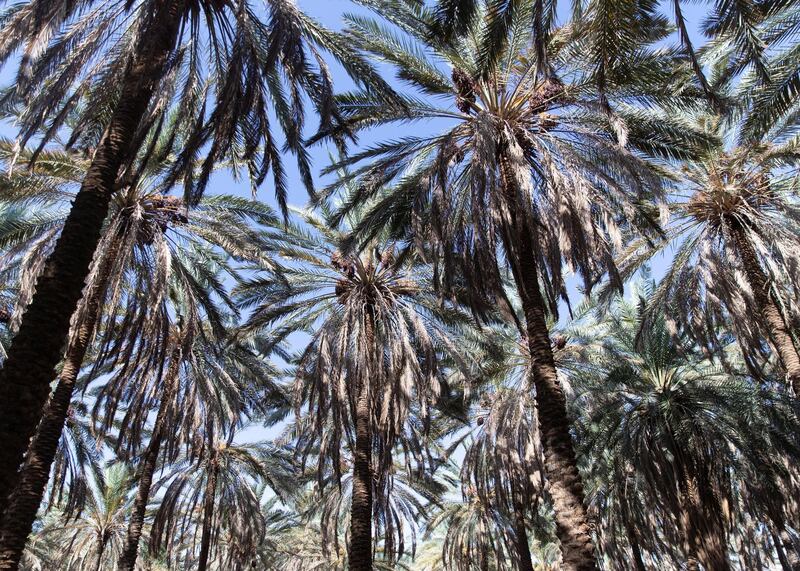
[0,0,186,516]
[118,346,182,571]
[730,221,800,395]
[349,310,375,571]
[0,232,122,570]
[197,457,219,571]
[498,152,598,571]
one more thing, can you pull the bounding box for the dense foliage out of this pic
[0,0,799,570]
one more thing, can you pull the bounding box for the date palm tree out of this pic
[236,206,477,570]
[43,400,106,524]
[574,285,800,570]
[461,324,545,571]
[321,2,710,567]
[426,461,561,571]
[149,435,295,571]
[23,463,133,571]
[428,492,515,571]
[0,0,391,507]
[429,0,797,107]
[700,0,800,129]
[306,444,452,568]
[614,113,800,394]
[105,322,282,571]
[255,496,415,571]
[0,138,278,568]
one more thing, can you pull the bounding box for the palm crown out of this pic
[617,112,800,392]
[574,285,800,570]
[2,1,800,570]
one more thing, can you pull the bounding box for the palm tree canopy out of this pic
[614,113,800,376]
[320,0,713,318]
[573,284,800,567]
[0,0,395,210]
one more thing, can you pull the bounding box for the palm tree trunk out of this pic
[349,310,375,571]
[625,524,647,571]
[676,460,730,571]
[772,526,794,571]
[513,261,597,571]
[0,0,186,514]
[730,221,800,394]
[0,232,123,570]
[511,488,535,571]
[197,458,218,571]
[93,536,108,571]
[496,156,597,570]
[118,346,182,571]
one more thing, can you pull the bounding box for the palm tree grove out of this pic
[1,1,800,570]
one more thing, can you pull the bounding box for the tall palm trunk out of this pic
[349,309,375,571]
[197,456,219,571]
[730,221,800,394]
[93,535,109,571]
[0,232,122,570]
[675,455,730,571]
[497,155,597,571]
[772,527,794,571]
[511,488,535,571]
[514,252,597,571]
[349,376,373,571]
[624,521,647,571]
[0,0,187,513]
[118,346,182,571]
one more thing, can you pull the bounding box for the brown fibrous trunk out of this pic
[497,152,598,571]
[511,488,535,571]
[0,232,122,569]
[0,0,186,517]
[676,456,730,571]
[197,457,218,571]
[118,346,182,571]
[730,220,800,395]
[348,310,374,571]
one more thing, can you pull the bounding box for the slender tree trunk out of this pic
[514,266,597,571]
[496,154,597,571]
[93,536,108,571]
[197,458,218,571]
[730,221,800,394]
[349,311,374,571]
[0,232,123,570]
[118,346,182,571]
[625,524,647,571]
[676,459,730,571]
[511,488,535,571]
[0,0,186,514]
[773,524,800,571]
